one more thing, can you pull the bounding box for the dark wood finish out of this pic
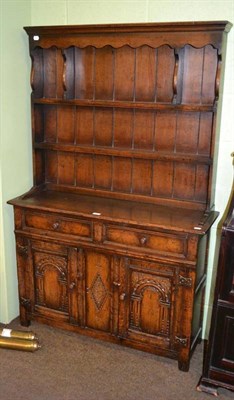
[8,21,231,371]
[197,168,234,395]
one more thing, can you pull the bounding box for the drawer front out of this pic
[104,225,187,258]
[24,211,92,239]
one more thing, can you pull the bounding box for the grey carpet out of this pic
[0,318,233,400]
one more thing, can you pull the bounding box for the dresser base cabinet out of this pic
[11,195,214,371]
[8,21,232,371]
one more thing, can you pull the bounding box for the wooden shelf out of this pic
[34,142,212,164]
[32,98,215,112]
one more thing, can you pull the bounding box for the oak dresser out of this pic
[8,21,231,370]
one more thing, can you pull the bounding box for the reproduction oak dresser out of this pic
[8,21,231,371]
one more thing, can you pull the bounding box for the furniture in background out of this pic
[8,21,231,371]
[197,156,234,395]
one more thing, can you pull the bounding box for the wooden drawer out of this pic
[24,211,92,240]
[104,225,187,258]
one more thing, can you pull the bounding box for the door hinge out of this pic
[20,297,31,310]
[16,243,28,257]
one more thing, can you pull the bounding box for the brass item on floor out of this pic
[0,336,41,352]
[0,328,38,341]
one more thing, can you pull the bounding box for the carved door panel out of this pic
[30,240,76,322]
[119,258,174,349]
[84,250,118,333]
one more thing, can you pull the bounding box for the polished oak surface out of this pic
[9,189,218,235]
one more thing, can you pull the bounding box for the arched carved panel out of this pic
[34,252,68,313]
[130,273,172,336]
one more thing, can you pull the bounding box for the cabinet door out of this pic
[119,258,174,349]
[84,250,118,334]
[30,240,77,323]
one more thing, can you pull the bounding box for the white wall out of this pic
[1,1,233,338]
[0,0,32,323]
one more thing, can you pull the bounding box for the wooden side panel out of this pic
[31,48,43,98]
[174,268,196,370]
[201,45,218,104]
[15,236,31,326]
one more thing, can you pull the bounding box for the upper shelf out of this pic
[24,21,232,51]
[30,44,222,105]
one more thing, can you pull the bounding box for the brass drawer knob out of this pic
[69,282,76,290]
[113,281,121,287]
[52,222,60,230]
[140,236,147,246]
